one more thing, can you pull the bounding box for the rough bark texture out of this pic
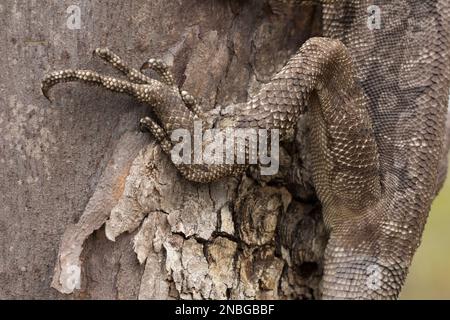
[0,0,329,299]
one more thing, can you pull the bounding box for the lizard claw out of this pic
[41,81,53,102]
[140,60,151,72]
[93,47,109,59]
[139,117,151,133]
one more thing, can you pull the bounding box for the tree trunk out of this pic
[0,0,327,299]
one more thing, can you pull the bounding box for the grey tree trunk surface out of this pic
[0,0,328,299]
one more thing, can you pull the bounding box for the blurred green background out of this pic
[401,170,450,299]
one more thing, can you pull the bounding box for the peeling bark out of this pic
[0,0,327,299]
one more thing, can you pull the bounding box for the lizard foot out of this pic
[42,48,246,183]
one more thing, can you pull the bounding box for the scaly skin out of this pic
[42,0,450,299]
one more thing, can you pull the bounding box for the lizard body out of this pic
[42,0,450,299]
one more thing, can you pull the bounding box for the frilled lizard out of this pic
[42,0,450,299]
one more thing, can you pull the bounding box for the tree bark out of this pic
[0,0,327,299]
